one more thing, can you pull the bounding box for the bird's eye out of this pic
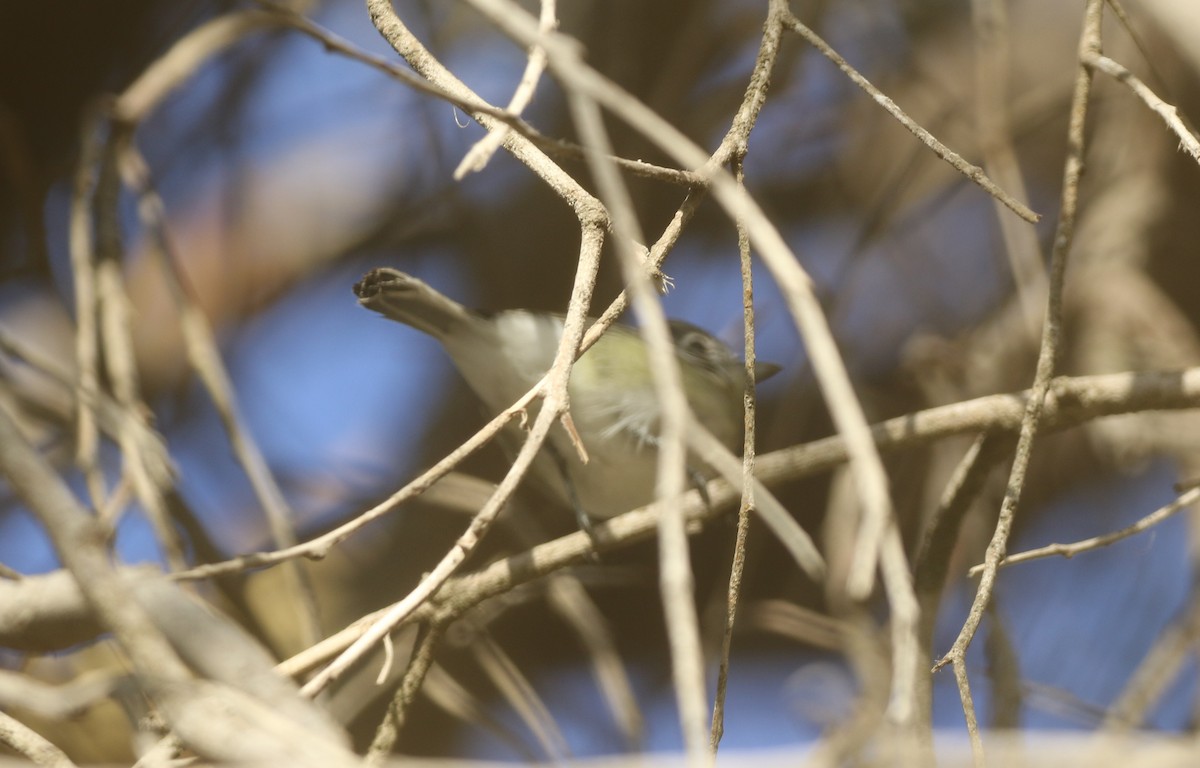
[678,332,712,359]
[670,321,738,376]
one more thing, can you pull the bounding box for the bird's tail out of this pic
[353,268,472,340]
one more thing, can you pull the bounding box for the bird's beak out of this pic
[753,361,782,382]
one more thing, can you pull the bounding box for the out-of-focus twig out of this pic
[471,633,569,760]
[563,46,712,760]
[111,139,322,645]
[0,399,359,765]
[1102,593,1200,730]
[67,105,107,509]
[971,0,1045,335]
[92,143,187,571]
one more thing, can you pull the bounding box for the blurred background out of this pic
[3,0,1200,762]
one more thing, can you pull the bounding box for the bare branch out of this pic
[971,485,1200,575]
[1084,52,1200,164]
[936,0,1104,682]
[0,709,76,768]
[782,10,1040,224]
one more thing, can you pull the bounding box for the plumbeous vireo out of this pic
[354,268,778,527]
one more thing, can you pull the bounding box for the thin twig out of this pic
[1084,52,1200,164]
[0,709,77,768]
[953,656,985,768]
[366,622,446,761]
[265,4,697,184]
[454,0,556,178]
[934,4,1105,759]
[970,485,1200,575]
[936,0,1103,673]
[173,390,532,582]
[710,156,756,753]
[912,433,1012,735]
[707,8,792,741]
[781,10,1039,224]
[707,7,792,738]
[526,133,703,185]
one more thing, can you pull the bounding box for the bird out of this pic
[354,267,777,530]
